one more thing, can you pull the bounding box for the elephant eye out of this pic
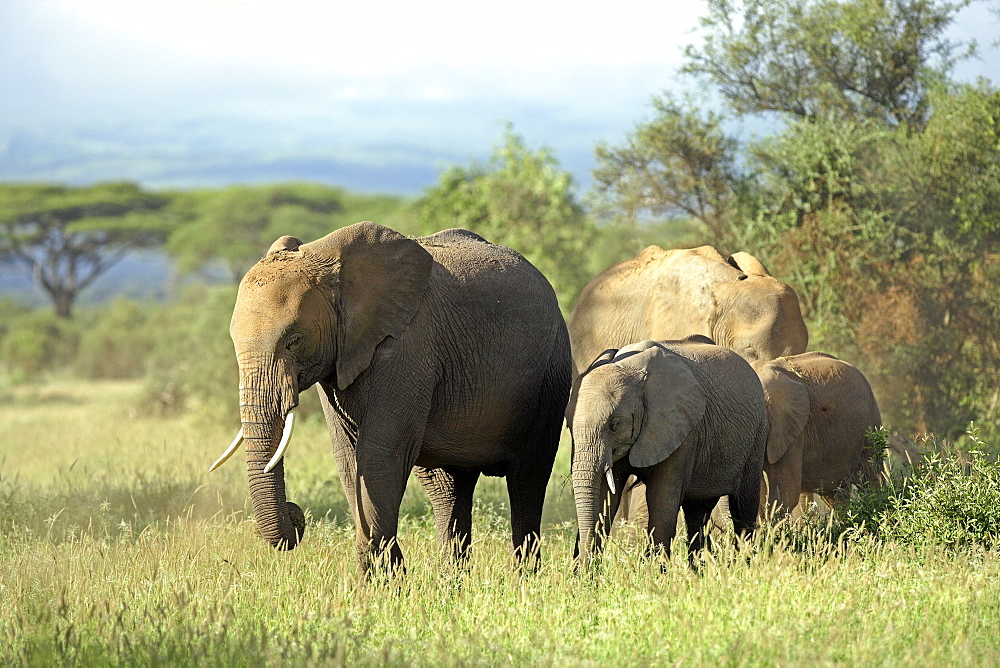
[608,416,622,433]
[285,333,303,351]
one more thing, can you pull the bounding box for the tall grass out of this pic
[2,379,999,665]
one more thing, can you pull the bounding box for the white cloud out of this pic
[46,0,699,76]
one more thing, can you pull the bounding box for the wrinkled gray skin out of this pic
[756,352,883,516]
[568,246,808,525]
[228,222,570,573]
[567,338,767,564]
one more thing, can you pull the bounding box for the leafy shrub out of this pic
[74,298,155,379]
[0,309,79,381]
[141,284,240,418]
[842,427,1000,549]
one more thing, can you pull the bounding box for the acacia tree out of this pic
[0,182,171,318]
[418,126,595,311]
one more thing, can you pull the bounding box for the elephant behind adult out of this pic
[756,352,883,515]
[567,245,808,375]
[568,245,808,525]
[211,222,571,573]
[568,338,767,564]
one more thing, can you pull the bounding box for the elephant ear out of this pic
[302,221,433,390]
[586,348,618,372]
[566,348,619,425]
[619,345,707,468]
[758,364,810,464]
[267,235,303,255]
[727,251,771,276]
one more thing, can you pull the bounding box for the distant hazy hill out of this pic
[1,129,446,194]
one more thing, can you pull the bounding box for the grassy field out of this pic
[2,380,999,665]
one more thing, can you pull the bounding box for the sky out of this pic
[1,0,998,194]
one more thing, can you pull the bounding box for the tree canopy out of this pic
[682,0,974,125]
[592,94,742,245]
[165,183,345,281]
[0,182,171,318]
[418,127,596,311]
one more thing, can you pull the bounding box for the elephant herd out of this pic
[208,221,882,573]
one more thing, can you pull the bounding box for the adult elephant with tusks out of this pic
[210,221,571,574]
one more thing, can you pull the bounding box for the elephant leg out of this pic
[682,497,719,556]
[354,452,414,575]
[729,467,763,543]
[353,429,425,575]
[615,477,649,527]
[506,464,551,568]
[414,465,480,563]
[643,467,684,559]
[318,387,361,530]
[616,476,635,522]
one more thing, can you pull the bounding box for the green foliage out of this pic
[843,428,1000,548]
[742,83,1000,437]
[166,183,414,281]
[165,182,344,280]
[139,284,240,418]
[592,94,742,245]
[0,182,172,318]
[73,299,156,380]
[0,309,79,381]
[683,0,974,125]
[418,126,597,312]
[607,0,1000,438]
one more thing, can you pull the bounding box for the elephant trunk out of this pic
[572,447,610,567]
[239,356,305,549]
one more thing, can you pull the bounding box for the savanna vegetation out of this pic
[2,0,999,663]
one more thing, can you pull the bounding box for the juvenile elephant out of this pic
[568,245,808,524]
[567,337,767,564]
[210,222,571,573]
[756,352,883,516]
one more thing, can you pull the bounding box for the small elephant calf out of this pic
[756,352,883,516]
[567,337,767,564]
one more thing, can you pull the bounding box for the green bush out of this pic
[74,298,155,379]
[140,284,239,418]
[0,309,79,381]
[842,427,1000,549]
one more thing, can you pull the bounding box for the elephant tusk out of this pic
[209,428,244,472]
[264,412,295,473]
[605,466,616,495]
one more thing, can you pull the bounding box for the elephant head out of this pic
[209,222,433,549]
[568,342,707,564]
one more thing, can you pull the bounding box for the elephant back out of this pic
[568,243,798,374]
[419,228,489,246]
